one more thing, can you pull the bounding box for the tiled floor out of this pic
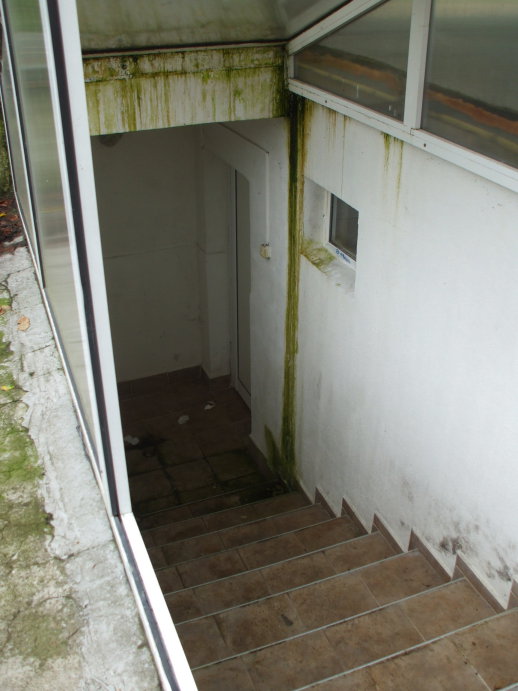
[118,367,281,519]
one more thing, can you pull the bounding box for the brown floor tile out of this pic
[176,617,230,668]
[158,437,204,465]
[297,517,365,551]
[238,532,306,570]
[220,471,265,492]
[262,551,336,594]
[156,565,183,593]
[401,579,496,640]
[194,657,255,691]
[161,532,225,565]
[177,485,226,505]
[203,503,262,531]
[309,669,375,690]
[196,422,250,456]
[167,459,215,491]
[253,492,310,517]
[188,492,248,517]
[324,533,396,574]
[166,588,204,623]
[177,549,246,587]
[207,450,257,481]
[272,504,331,533]
[325,604,423,670]
[215,593,305,654]
[368,637,488,690]
[126,448,162,476]
[138,505,193,530]
[134,494,179,516]
[360,551,447,605]
[244,631,343,691]
[220,517,280,549]
[195,570,270,615]
[290,573,379,629]
[129,469,174,503]
[451,609,518,690]
[147,544,168,568]
[142,516,206,547]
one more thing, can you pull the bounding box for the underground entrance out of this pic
[90,119,290,542]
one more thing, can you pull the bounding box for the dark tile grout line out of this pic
[153,515,362,573]
[160,532,399,595]
[146,505,335,552]
[291,609,518,691]
[175,548,448,625]
[190,575,477,672]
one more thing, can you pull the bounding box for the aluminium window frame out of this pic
[288,0,518,194]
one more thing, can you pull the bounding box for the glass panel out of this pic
[4,0,98,449]
[422,0,518,169]
[76,0,350,50]
[330,195,358,260]
[0,38,37,252]
[294,0,413,121]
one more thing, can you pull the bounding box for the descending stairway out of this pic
[139,488,518,690]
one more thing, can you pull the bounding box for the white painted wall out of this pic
[91,127,202,382]
[297,101,518,605]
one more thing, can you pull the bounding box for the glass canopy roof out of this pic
[77,0,352,52]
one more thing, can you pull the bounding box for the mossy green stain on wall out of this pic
[383,132,405,201]
[0,294,77,665]
[277,94,306,487]
[84,46,288,135]
[301,237,335,274]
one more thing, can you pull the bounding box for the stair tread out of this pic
[144,503,331,552]
[190,578,499,688]
[177,551,450,668]
[305,608,518,691]
[156,516,365,588]
[147,505,334,567]
[166,532,395,622]
[138,488,308,530]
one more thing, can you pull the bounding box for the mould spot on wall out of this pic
[439,536,464,554]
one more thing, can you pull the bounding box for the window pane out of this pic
[422,0,518,169]
[330,196,358,260]
[293,0,413,120]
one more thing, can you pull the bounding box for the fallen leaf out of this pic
[0,304,11,315]
[0,213,5,218]
[17,315,30,331]
[1,385,14,391]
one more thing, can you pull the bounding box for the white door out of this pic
[233,169,251,405]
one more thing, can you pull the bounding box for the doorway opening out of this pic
[90,121,285,542]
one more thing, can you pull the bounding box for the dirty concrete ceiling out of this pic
[76,0,350,52]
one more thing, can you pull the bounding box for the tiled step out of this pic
[143,499,328,550]
[192,578,498,690]
[177,550,451,668]
[165,532,396,623]
[138,484,302,530]
[302,607,518,691]
[155,515,366,591]
[146,505,335,568]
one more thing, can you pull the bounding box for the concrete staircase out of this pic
[139,489,518,690]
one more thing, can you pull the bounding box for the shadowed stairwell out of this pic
[120,368,518,690]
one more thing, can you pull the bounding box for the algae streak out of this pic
[278,94,306,487]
